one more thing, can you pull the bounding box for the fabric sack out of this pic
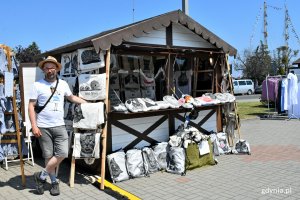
[152,142,168,170]
[185,142,201,170]
[235,139,251,155]
[217,132,231,154]
[166,146,185,175]
[107,151,130,182]
[197,139,216,167]
[126,149,146,178]
[210,133,221,156]
[142,147,160,174]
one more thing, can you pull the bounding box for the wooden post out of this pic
[13,87,26,186]
[69,157,76,187]
[225,54,242,141]
[216,105,222,132]
[69,126,78,187]
[100,49,111,190]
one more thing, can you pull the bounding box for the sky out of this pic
[1,0,300,64]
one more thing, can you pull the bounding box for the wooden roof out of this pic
[292,57,300,65]
[40,10,237,57]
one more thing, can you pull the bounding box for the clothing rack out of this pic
[263,75,287,119]
[0,44,26,186]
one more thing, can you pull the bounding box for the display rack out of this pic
[0,44,26,186]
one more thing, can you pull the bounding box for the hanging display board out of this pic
[19,63,44,133]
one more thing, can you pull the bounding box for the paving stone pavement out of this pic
[1,118,300,199]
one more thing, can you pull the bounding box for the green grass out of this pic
[236,101,275,120]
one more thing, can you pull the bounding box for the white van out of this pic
[233,79,254,95]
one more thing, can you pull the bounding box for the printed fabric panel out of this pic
[78,73,106,100]
[73,102,105,129]
[61,51,78,75]
[77,47,105,72]
[72,132,100,158]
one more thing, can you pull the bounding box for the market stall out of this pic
[23,10,237,188]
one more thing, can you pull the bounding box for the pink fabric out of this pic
[261,77,280,102]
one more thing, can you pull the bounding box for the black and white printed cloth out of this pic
[163,95,181,108]
[78,73,106,100]
[73,102,105,129]
[107,151,130,182]
[78,47,105,72]
[61,51,78,75]
[73,132,100,158]
[125,98,144,113]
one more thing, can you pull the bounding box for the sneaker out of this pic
[34,172,46,195]
[50,181,60,196]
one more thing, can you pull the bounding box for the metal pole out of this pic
[182,0,189,15]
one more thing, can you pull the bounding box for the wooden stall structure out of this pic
[36,10,237,189]
[0,44,25,186]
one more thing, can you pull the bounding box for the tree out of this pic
[14,42,42,63]
[272,46,299,75]
[233,41,272,86]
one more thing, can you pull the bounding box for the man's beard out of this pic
[46,72,56,81]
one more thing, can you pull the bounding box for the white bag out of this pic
[126,149,146,178]
[107,151,130,182]
[166,146,185,175]
[142,147,160,174]
[153,142,168,170]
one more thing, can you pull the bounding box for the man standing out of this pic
[28,56,86,196]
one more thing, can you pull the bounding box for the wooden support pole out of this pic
[13,78,25,187]
[225,54,242,141]
[100,49,111,190]
[69,157,76,187]
[216,105,222,132]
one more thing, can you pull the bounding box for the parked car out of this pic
[233,79,254,95]
[255,85,262,94]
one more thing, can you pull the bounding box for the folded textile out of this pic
[163,95,180,108]
[214,93,235,103]
[139,98,160,111]
[155,101,171,109]
[73,102,104,129]
[125,98,144,113]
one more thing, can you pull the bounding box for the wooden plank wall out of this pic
[111,110,216,151]
[127,23,216,49]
